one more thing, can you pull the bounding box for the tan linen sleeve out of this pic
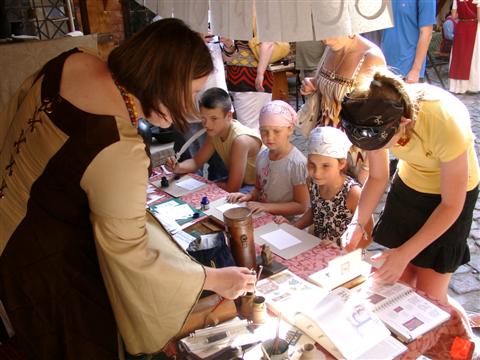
[81,139,205,355]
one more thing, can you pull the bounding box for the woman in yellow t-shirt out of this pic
[339,69,479,305]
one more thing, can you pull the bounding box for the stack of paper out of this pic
[254,223,321,259]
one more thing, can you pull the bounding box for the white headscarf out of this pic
[308,127,352,159]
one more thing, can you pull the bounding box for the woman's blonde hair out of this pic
[349,68,422,139]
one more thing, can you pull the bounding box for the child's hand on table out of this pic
[246,201,267,214]
[165,156,178,173]
[226,192,251,203]
[273,216,289,224]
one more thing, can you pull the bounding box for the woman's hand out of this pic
[247,201,267,214]
[255,72,265,92]
[204,267,256,299]
[227,192,251,203]
[371,248,411,284]
[300,77,316,96]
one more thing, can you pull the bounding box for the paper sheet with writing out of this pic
[308,249,371,290]
[260,229,301,250]
[149,199,204,232]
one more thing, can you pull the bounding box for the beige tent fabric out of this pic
[173,0,209,34]
[210,0,253,41]
[0,35,97,112]
[138,0,393,42]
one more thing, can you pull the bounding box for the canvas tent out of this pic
[137,0,394,41]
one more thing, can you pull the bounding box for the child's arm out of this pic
[220,135,260,193]
[165,137,215,174]
[227,184,260,203]
[247,183,309,216]
[346,184,373,249]
[292,208,313,229]
[342,149,389,251]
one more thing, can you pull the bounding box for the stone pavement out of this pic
[288,80,480,322]
[447,92,480,317]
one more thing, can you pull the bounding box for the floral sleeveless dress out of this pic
[310,176,360,245]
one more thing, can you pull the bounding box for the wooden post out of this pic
[75,0,124,59]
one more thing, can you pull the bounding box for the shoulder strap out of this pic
[351,54,367,82]
[34,48,81,102]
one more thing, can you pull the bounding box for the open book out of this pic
[354,281,451,343]
[255,270,328,321]
[293,287,403,360]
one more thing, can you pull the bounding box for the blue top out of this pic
[443,17,456,41]
[382,0,436,77]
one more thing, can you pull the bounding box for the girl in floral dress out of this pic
[290,126,372,248]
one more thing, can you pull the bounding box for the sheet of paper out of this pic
[152,200,178,210]
[176,177,205,190]
[217,202,245,213]
[170,203,194,220]
[261,229,301,250]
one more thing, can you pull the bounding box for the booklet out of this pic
[307,249,371,291]
[255,270,328,322]
[353,281,451,343]
[149,198,204,235]
[293,287,396,360]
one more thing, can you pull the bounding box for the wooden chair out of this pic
[425,31,450,89]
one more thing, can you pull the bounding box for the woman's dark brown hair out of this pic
[108,18,213,132]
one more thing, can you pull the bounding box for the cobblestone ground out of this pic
[288,77,480,318]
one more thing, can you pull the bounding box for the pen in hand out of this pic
[256,265,263,287]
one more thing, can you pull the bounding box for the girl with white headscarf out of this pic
[289,126,373,247]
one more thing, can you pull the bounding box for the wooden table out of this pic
[148,171,473,359]
[269,62,296,102]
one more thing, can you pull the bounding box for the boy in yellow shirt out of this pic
[166,87,262,192]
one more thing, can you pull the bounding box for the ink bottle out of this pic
[200,196,210,210]
[160,176,169,188]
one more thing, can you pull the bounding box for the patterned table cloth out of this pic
[149,171,473,359]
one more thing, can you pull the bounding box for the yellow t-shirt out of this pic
[391,86,479,194]
[210,120,262,185]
